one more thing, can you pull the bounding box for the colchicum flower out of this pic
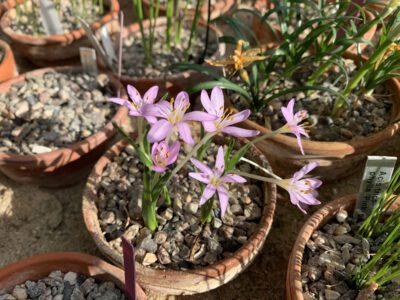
[110,85,159,123]
[279,98,310,155]
[189,146,246,217]
[205,39,268,82]
[143,91,216,145]
[275,162,321,213]
[201,87,260,137]
[151,141,180,173]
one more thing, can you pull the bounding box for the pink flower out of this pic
[151,141,180,173]
[201,87,260,137]
[142,91,216,145]
[110,85,159,124]
[280,98,310,155]
[276,162,321,213]
[189,146,246,217]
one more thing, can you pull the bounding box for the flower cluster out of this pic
[111,85,322,230]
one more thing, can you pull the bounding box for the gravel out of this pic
[0,71,116,155]
[7,0,105,36]
[301,209,400,299]
[121,24,218,78]
[96,142,266,270]
[0,270,126,300]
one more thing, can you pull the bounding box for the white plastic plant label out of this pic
[100,26,117,66]
[355,156,397,217]
[79,47,97,76]
[39,0,63,35]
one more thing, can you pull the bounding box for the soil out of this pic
[0,1,399,299]
[8,0,105,36]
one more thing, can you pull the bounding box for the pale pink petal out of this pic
[217,185,229,217]
[151,142,159,158]
[297,202,308,214]
[157,101,173,117]
[147,120,172,143]
[295,191,321,205]
[152,165,167,173]
[190,158,212,175]
[142,104,165,118]
[296,134,305,155]
[215,146,225,173]
[145,116,158,124]
[287,98,295,116]
[189,172,210,184]
[142,86,159,104]
[128,110,141,117]
[167,141,180,165]
[202,121,218,132]
[174,91,189,110]
[200,184,216,205]
[127,85,142,106]
[211,87,225,114]
[183,111,217,122]
[221,126,260,137]
[292,162,319,181]
[281,106,293,123]
[222,109,251,127]
[221,174,247,183]
[201,90,217,115]
[177,122,194,144]
[110,98,131,108]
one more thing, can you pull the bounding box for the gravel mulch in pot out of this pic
[121,25,218,78]
[232,57,392,142]
[7,0,106,36]
[0,71,116,155]
[96,142,265,270]
[301,209,400,299]
[0,270,126,300]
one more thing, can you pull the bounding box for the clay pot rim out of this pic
[142,0,235,15]
[82,138,277,294]
[235,53,400,153]
[0,39,12,66]
[0,251,147,300]
[286,194,357,300]
[118,16,225,83]
[0,66,128,168]
[0,0,119,45]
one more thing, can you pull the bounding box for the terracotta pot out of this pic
[0,0,120,66]
[141,0,235,20]
[286,194,356,300]
[251,3,376,55]
[234,52,400,182]
[0,252,147,300]
[82,139,277,295]
[0,39,18,83]
[0,66,128,187]
[115,17,225,97]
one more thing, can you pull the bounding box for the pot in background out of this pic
[0,39,18,83]
[0,66,128,187]
[0,252,147,300]
[0,0,120,66]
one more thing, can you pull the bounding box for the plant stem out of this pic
[142,194,158,231]
[200,197,214,224]
[199,0,211,64]
[239,157,282,180]
[184,0,203,61]
[166,0,174,50]
[168,132,216,183]
[133,0,151,64]
[233,171,278,184]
